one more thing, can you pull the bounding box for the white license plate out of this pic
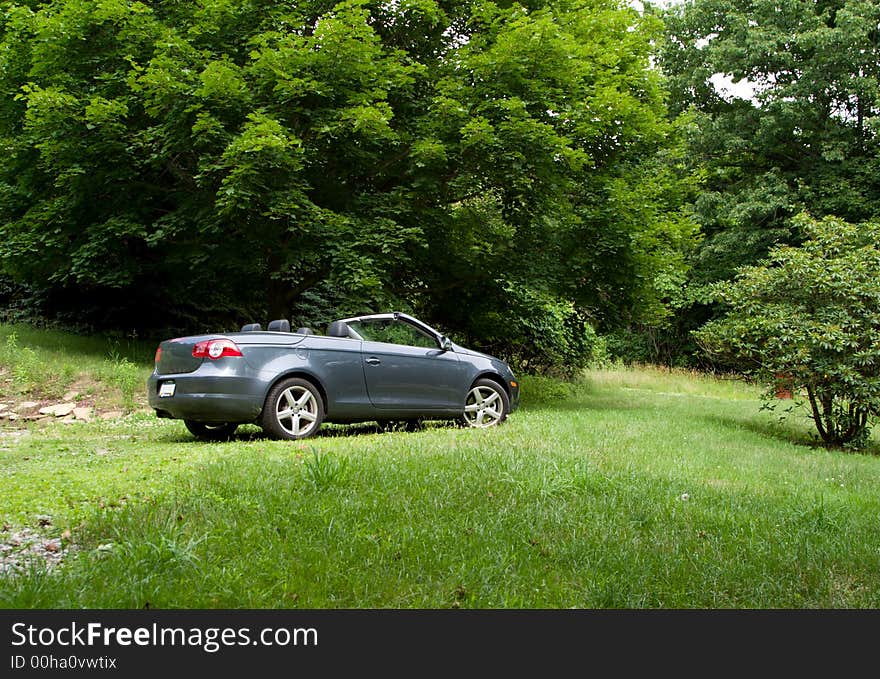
[159,382,176,398]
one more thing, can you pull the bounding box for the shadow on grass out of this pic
[701,412,880,456]
[154,419,462,444]
[519,396,642,414]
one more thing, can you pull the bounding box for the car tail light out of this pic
[154,346,162,366]
[192,339,243,360]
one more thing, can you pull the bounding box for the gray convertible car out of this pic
[148,312,519,440]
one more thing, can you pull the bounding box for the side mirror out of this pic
[441,336,454,351]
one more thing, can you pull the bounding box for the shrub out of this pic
[695,215,880,448]
[464,285,607,377]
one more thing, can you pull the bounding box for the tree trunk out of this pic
[805,386,870,447]
[806,386,831,443]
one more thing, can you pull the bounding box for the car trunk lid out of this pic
[155,332,307,374]
[155,336,211,374]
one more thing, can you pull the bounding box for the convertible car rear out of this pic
[147,312,519,440]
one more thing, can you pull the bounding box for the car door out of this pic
[349,318,467,410]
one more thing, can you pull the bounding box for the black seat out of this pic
[267,319,291,333]
[240,323,262,332]
[296,327,314,335]
[326,321,350,338]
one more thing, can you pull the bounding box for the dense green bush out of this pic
[696,215,880,448]
[451,284,607,377]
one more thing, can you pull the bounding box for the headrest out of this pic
[296,327,314,335]
[240,323,262,332]
[267,319,291,333]
[326,321,350,338]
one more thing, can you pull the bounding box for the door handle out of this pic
[366,357,381,365]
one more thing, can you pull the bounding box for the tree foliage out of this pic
[0,0,693,371]
[696,215,880,447]
[649,0,880,366]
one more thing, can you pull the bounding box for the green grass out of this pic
[0,322,153,408]
[2,325,880,608]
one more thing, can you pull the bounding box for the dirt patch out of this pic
[0,525,74,575]
[0,374,133,429]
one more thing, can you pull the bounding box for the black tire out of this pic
[261,377,325,440]
[184,420,239,441]
[461,378,510,428]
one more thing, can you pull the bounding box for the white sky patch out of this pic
[695,33,718,49]
[630,0,760,104]
[710,72,759,103]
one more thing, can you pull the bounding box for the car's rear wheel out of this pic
[261,377,324,440]
[184,420,239,441]
[461,379,509,428]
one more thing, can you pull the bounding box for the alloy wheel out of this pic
[275,385,320,437]
[463,384,505,427]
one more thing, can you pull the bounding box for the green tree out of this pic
[0,0,693,372]
[696,214,880,448]
[651,0,880,365]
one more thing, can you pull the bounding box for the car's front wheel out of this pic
[184,420,239,441]
[261,377,325,440]
[461,379,510,428]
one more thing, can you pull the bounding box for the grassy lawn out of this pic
[1,324,880,608]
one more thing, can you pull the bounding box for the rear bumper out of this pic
[147,372,264,423]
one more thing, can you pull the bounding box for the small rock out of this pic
[72,407,92,422]
[61,529,71,541]
[0,404,8,412]
[17,401,39,411]
[58,404,77,417]
[40,402,76,417]
[43,540,60,553]
[100,411,124,420]
[60,415,76,424]
[63,391,79,401]
[8,413,18,421]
